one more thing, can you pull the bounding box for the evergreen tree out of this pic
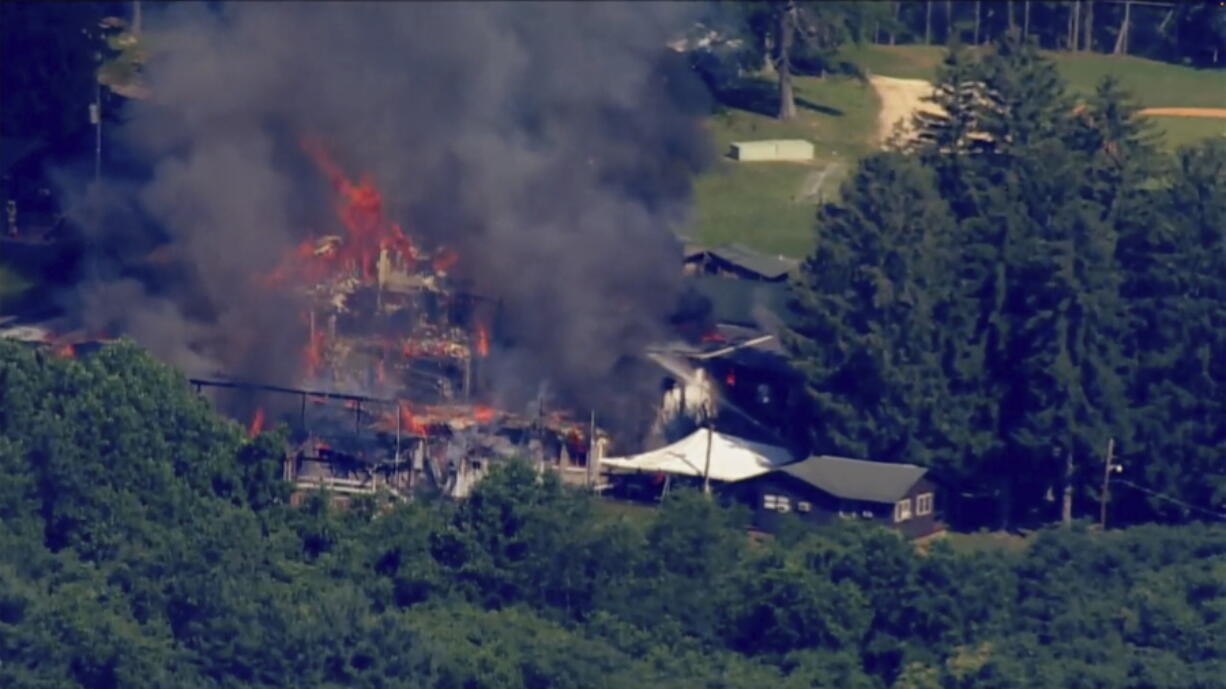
[1115,139,1226,522]
[791,36,1186,528]
[785,152,956,462]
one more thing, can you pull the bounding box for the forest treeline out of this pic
[863,0,1226,66]
[1,340,1224,688]
[702,0,1226,68]
[4,1,1224,145]
[784,36,1224,530]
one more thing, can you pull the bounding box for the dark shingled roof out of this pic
[780,455,928,503]
[684,243,800,281]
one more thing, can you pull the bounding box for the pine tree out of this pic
[785,153,956,462]
[1115,139,1226,522]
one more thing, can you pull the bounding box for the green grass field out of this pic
[689,74,879,256]
[0,262,33,308]
[1148,116,1226,149]
[845,43,1226,108]
[688,45,1226,258]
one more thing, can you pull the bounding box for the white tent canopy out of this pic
[601,429,793,483]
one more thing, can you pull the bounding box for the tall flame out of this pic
[299,138,418,281]
[304,317,326,378]
[476,324,490,358]
[248,407,266,437]
[398,401,429,436]
[263,139,423,288]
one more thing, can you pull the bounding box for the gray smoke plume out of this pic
[63,1,712,437]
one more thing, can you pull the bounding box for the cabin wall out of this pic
[740,473,942,540]
[741,473,841,532]
[892,476,942,539]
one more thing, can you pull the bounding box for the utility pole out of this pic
[1099,437,1118,529]
[702,420,714,495]
[586,408,596,489]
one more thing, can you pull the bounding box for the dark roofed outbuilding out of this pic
[734,455,943,539]
[683,243,799,282]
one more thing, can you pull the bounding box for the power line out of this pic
[1110,478,1226,521]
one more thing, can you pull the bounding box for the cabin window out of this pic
[763,494,791,512]
[894,498,912,522]
[916,492,934,516]
[797,501,812,513]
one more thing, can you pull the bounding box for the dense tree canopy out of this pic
[844,0,1226,67]
[1,339,1223,688]
[786,36,1225,529]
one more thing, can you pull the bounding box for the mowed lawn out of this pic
[846,43,1226,108]
[691,45,1224,259]
[0,262,33,310]
[688,74,879,258]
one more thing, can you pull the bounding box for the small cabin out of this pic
[737,455,942,539]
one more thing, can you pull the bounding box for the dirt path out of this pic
[868,75,942,147]
[868,76,1226,148]
[1137,107,1226,118]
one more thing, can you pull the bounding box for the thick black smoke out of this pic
[63,2,712,436]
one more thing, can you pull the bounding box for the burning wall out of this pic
[58,2,712,440]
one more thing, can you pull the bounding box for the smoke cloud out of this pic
[63,1,711,436]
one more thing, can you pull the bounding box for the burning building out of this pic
[38,3,719,501]
[185,138,613,500]
[261,138,497,404]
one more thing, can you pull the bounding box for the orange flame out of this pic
[262,139,421,288]
[432,248,459,274]
[476,324,490,358]
[248,407,265,438]
[303,316,326,378]
[399,401,429,436]
[53,343,76,359]
[300,138,417,281]
[473,405,496,424]
[725,369,736,387]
